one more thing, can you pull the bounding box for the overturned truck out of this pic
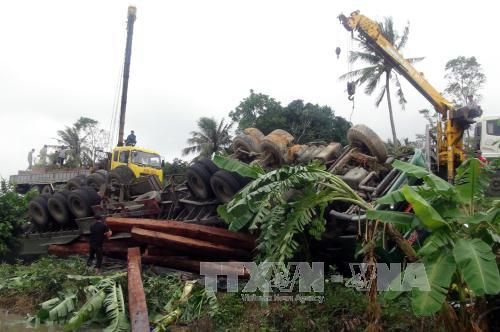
[21,124,424,271]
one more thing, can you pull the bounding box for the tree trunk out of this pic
[385,71,399,147]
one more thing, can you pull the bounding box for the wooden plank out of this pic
[107,217,256,251]
[48,240,131,258]
[131,227,251,259]
[142,255,249,278]
[127,247,150,332]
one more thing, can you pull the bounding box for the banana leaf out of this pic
[453,238,500,295]
[411,252,456,316]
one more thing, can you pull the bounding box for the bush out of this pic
[0,180,37,260]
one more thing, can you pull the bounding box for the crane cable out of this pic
[108,66,123,151]
[347,31,356,122]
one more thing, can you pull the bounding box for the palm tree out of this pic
[57,117,96,166]
[182,117,233,159]
[340,17,424,147]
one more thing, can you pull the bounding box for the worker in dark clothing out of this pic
[87,215,112,273]
[125,130,137,146]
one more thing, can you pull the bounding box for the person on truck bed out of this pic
[27,148,35,169]
[58,146,69,166]
[87,215,112,273]
[38,145,48,166]
[125,130,136,146]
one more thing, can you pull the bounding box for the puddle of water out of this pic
[0,311,102,331]
[0,311,62,331]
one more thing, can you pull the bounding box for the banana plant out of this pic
[214,156,369,264]
[367,158,500,318]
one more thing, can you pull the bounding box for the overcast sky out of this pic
[1,0,498,178]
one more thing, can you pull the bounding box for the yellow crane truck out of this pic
[338,11,488,182]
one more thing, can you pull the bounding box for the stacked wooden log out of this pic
[108,217,255,275]
[49,217,256,276]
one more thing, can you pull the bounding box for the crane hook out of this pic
[335,47,341,59]
[347,81,356,100]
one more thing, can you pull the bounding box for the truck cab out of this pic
[111,146,163,182]
[474,116,500,159]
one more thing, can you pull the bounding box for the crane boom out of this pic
[338,11,482,180]
[117,6,137,147]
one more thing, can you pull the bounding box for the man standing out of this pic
[38,145,48,166]
[87,215,112,273]
[27,148,35,169]
[125,130,137,146]
[58,146,69,166]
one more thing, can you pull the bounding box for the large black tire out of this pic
[96,169,109,178]
[197,158,219,175]
[41,185,53,195]
[487,170,500,197]
[186,163,214,200]
[65,175,87,191]
[347,124,388,162]
[210,170,243,203]
[86,173,106,191]
[67,187,101,219]
[109,165,135,185]
[48,192,71,224]
[29,196,52,227]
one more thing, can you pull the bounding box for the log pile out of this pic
[49,217,256,275]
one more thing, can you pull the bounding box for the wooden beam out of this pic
[131,227,251,259]
[127,247,150,332]
[107,217,256,251]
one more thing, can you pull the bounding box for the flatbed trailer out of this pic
[9,168,91,194]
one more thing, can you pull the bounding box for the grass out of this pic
[0,256,442,331]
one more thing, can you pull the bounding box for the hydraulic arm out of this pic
[338,11,482,180]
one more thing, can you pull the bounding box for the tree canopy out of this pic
[340,17,423,146]
[182,117,233,160]
[231,90,351,145]
[56,117,108,167]
[444,56,486,107]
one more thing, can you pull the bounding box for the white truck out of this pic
[474,117,500,196]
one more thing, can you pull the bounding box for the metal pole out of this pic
[117,6,137,146]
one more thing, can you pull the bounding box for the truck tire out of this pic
[68,187,101,219]
[186,163,213,200]
[48,192,71,224]
[347,124,388,163]
[210,170,243,203]
[110,165,135,185]
[86,173,106,191]
[233,134,262,154]
[41,185,53,195]
[487,170,500,197]
[66,175,87,191]
[197,158,219,175]
[29,196,52,227]
[96,169,109,178]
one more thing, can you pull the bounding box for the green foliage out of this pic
[0,181,37,259]
[230,90,351,145]
[372,159,500,316]
[182,117,233,160]
[57,116,108,167]
[0,256,87,298]
[444,56,486,106]
[452,238,500,295]
[35,294,76,323]
[212,154,264,179]
[162,158,189,184]
[143,273,219,331]
[61,277,129,331]
[217,162,369,264]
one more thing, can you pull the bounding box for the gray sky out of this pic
[1,0,498,178]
